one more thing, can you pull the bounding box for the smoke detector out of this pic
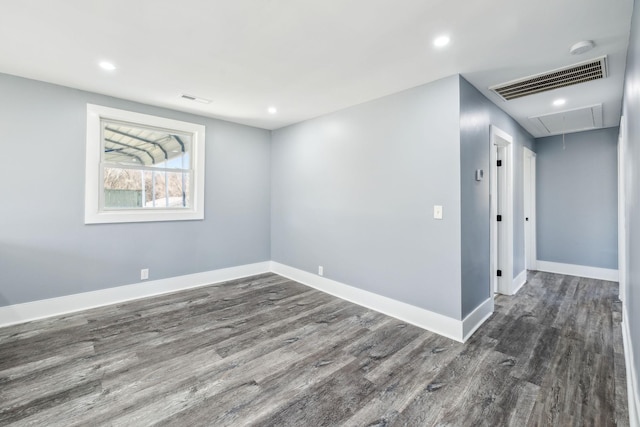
[570,40,595,55]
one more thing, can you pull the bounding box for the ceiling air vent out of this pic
[181,94,211,104]
[489,56,607,101]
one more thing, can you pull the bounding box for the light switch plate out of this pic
[434,205,443,220]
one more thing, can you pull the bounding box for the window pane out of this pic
[103,167,143,208]
[143,170,191,208]
[102,119,191,170]
[104,168,191,209]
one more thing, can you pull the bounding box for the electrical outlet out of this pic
[141,268,149,280]
[318,266,324,276]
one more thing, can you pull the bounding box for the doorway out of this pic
[490,125,514,295]
[524,147,537,271]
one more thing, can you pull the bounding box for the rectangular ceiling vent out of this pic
[489,56,608,101]
[181,94,211,104]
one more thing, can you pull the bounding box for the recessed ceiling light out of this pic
[553,98,566,106]
[99,61,116,71]
[267,106,277,114]
[433,35,450,48]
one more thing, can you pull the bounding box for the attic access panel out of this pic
[528,104,603,136]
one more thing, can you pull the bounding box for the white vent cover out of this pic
[181,94,211,104]
[528,104,603,136]
[490,56,608,101]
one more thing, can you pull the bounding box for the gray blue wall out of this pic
[271,76,464,319]
[622,0,640,414]
[0,71,538,323]
[535,128,618,269]
[458,77,536,317]
[0,73,271,307]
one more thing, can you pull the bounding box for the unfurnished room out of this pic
[1,0,639,425]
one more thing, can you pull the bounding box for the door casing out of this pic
[490,125,514,295]
[524,147,537,271]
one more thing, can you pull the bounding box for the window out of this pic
[85,104,206,223]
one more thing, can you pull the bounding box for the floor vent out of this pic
[489,56,607,101]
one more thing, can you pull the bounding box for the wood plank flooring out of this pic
[0,271,629,426]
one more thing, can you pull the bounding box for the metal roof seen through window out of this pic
[102,122,190,166]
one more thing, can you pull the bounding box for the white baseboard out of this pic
[462,297,494,341]
[536,260,619,282]
[270,261,493,343]
[0,262,271,328]
[0,260,497,344]
[623,310,640,427]
[511,269,527,295]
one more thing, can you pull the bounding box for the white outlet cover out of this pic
[434,205,443,220]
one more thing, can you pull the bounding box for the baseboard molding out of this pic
[270,261,491,343]
[0,260,498,344]
[536,260,619,282]
[511,269,527,295]
[462,297,494,341]
[0,262,271,328]
[622,310,640,427]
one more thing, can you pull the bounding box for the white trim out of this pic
[490,125,514,295]
[622,310,640,427]
[511,269,527,295]
[0,262,270,328]
[490,142,499,293]
[462,297,494,341]
[270,262,468,342]
[523,147,537,271]
[1,260,500,343]
[85,104,206,224]
[535,260,619,282]
[618,116,627,304]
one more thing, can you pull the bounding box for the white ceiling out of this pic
[0,0,633,135]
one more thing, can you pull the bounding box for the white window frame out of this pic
[85,104,206,224]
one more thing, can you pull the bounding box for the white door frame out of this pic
[524,147,537,271]
[490,125,514,295]
[618,116,627,305]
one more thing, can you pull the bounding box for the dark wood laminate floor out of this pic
[0,271,628,426]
